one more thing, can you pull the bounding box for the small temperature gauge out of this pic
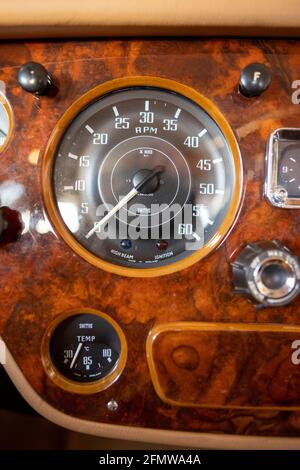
[42,310,127,393]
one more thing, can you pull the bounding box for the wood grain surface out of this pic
[147,323,300,409]
[1,38,300,437]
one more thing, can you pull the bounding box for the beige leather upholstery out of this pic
[1,0,300,38]
[3,342,300,449]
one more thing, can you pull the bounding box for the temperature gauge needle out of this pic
[85,165,164,239]
[70,342,83,369]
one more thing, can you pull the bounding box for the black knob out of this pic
[132,168,160,194]
[239,63,271,98]
[18,62,52,95]
[0,208,6,235]
[231,241,300,307]
[0,207,22,245]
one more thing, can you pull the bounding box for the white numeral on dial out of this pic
[139,111,154,124]
[196,159,212,171]
[115,117,130,129]
[178,223,193,235]
[81,202,89,214]
[184,136,200,148]
[163,119,177,131]
[199,183,215,195]
[75,180,86,191]
[79,155,90,167]
[93,133,108,145]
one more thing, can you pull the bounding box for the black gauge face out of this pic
[279,142,300,198]
[50,313,121,383]
[49,82,241,275]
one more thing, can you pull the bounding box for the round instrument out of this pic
[0,92,13,153]
[279,142,300,199]
[41,310,127,394]
[43,77,242,277]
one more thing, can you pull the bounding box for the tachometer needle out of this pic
[70,342,83,369]
[85,165,164,239]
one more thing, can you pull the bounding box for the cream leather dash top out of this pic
[0,0,300,38]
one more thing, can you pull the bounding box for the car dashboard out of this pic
[1,1,300,451]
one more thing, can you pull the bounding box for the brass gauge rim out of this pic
[0,91,13,153]
[41,309,127,394]
[42,76,243,277]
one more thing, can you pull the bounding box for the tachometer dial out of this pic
[43,77,242,276]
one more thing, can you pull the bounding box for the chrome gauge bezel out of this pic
[265,128,300,209]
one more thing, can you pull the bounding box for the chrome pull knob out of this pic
[231,241,300,307]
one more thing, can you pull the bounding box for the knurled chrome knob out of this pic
[231,241,300,307]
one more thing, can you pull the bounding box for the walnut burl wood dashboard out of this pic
[1,38,300,443]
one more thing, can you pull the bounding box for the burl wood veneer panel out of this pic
[1,39,300,437]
